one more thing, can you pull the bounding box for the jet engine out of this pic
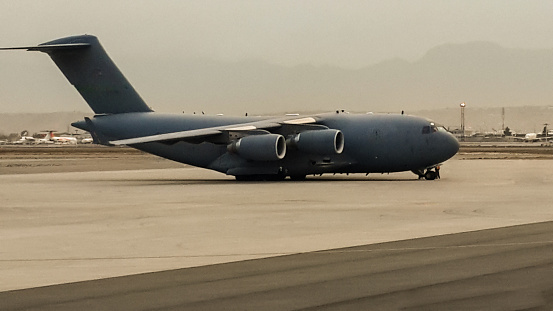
[227,134,286,161]
[290,129,344,155]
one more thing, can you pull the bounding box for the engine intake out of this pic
[228,134,286,161]
[291,129,344,155]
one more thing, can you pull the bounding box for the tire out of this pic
[289,175,306,181]
[424,171,437,180]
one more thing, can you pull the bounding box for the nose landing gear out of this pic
[413,166,441,180]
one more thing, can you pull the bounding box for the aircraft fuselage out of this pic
[73,111,459,177]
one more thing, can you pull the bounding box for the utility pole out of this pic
[502,107,505,132]
[460,102,466,141]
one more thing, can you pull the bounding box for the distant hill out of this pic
[1,41,553,116]
[131,41,553,114]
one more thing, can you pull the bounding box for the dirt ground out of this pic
[1,144,553,175]
[0,145,183,174]
[457,145,553,160]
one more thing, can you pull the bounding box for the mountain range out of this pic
[132,41,553,115]
[1,41,553,134]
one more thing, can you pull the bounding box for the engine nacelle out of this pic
[227,134,286,161]
[290,129,344,155]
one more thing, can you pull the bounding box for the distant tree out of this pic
[504,127,512,136]
[7,133,19,141]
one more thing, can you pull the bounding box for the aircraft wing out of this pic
[109,116,320,146]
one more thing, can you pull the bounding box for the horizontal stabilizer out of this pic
[0,43,90,52]
[84,117,112,146]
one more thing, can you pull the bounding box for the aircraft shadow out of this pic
[102,176,421,186]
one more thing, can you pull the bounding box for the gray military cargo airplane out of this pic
[1,35,459,180]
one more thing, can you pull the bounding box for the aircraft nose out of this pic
[440,131,460,161]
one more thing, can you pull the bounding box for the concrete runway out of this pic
[2,222,552,310]
[1,157,553,309]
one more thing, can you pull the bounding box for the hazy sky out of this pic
[2,1,553,114]
[3,0,553,68]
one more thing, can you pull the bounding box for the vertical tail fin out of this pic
[2,35,153,114]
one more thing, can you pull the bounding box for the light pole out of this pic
[460,102,466,141]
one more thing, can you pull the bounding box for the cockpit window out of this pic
[422,122,438,134]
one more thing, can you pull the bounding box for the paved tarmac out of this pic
[1,157,553,309]
[2,221,552,310]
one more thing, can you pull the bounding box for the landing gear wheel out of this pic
[289,175,306,181]
[424,170,437,180]
[264,174,286,181]
[234,175,262,181]
[235,174,286,181]
[235,175,250,181]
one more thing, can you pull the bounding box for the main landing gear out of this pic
[412,166,441,180]
[235,173,307,181]
[235,174,286,181]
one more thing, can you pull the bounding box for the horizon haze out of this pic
[1,1,553,115]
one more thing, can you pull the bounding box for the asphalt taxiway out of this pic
[2,222,552,310]
[1,155,553,309]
